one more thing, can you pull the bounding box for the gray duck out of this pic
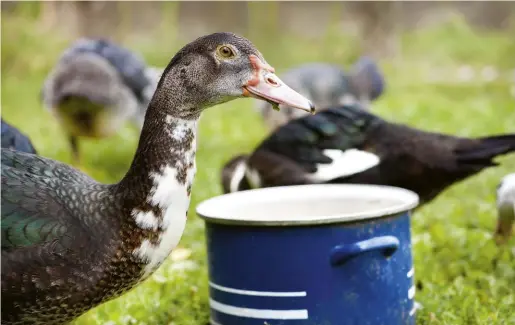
[255,56,385,131]
[2,32,314,325]
[222,103,515,206]
[495,173,515,244]
[1,119,37,154]
[41,38,161,163]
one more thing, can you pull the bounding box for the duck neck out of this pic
[117,96,199,205]
[111,84,201,277]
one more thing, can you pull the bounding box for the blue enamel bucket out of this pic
[196,184,419,325]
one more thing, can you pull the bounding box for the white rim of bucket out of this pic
[196,184,420,226]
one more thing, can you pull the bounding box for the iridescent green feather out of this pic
[1,149,79,249]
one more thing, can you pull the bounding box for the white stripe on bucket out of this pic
[407,267,414,278]
[408,285,416,299]
[209,298,309,320]
[209,281,307,297]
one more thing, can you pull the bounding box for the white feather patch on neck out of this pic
[132,116,197,278]
[306,148,380,182]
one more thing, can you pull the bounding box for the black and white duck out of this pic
[2,32,314,325]
[1,119,37,154]
[41,38,162,163]
[495,173,515,245]
[222,103,515,206]
[255,57,385,131]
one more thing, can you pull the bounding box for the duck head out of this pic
[157,32,315,117]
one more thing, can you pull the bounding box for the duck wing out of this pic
[1,152,103,325]
[251,105,381,183]
[1,149,95,185]
[1,149,96,250]
[2,173,74,252]
[2,168,69,250]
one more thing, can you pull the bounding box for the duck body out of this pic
[3,32,314,324]
[2,153,133,324]
[41,38,160,162]
[1,113,195,325]
[495,173,515,244]
[255,57,385,131]
[1,119,37,154]
[223,104,515,206]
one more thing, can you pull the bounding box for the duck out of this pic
[41,38,162,163]
[255,57,385,131]
[1,32,314,325]
[494,173,515,245]
[222,103,515,206]
[1,119,37,154]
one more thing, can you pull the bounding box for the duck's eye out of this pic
[218,45,235,59]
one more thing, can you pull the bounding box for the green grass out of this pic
[2,12,515,325]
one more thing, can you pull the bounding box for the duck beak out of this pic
[243,55,315,114]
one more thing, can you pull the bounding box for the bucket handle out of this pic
[330,236,400,266]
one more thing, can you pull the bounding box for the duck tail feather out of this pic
[455,134,515,167]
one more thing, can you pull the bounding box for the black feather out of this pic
[253,104,377,172]
[226,103,515,205]
[454,134,515,167]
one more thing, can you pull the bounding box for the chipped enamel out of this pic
[132,117,197,278]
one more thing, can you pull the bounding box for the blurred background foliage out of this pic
[1,1,515,325]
